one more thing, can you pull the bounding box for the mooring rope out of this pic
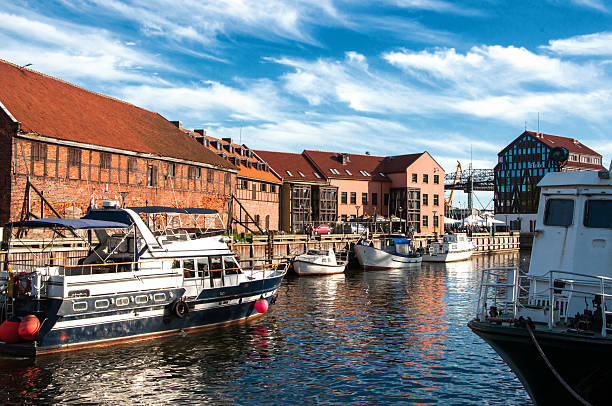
[525,320,592,406]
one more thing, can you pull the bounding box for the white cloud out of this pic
[391,0,482,15]
[571,0,608,12]
[0,11,166,84]
[543,32,612,56]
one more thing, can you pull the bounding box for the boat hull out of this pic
[292,260,346,276]
[354,244,421,269]
[468,319,612,406]
[422,250,473,262]
[0,275,284,356]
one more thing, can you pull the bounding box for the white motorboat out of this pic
[422,233,474,262]
[354,237,422,269]
[292,248,347,276]
[468,166,612,405]
[0,204,287,356]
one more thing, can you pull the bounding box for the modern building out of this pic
[494,130,604,232]
[185,130,282,232]
[0,59,237,226]
[255,150,336,233]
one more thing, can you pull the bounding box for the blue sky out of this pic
[2,1,612,209]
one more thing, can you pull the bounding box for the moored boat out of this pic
[422,233,474,262]
[0,204,287,356]
[292,248,347,276]
[354,237,421,269]
[468,167,612,405]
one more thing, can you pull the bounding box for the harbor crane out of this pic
[444,162,494,213]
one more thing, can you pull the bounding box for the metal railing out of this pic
[477,267,612,336]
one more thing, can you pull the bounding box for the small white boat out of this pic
[422,233,474,262]
[354,237,422,269]
[292,248,347,276]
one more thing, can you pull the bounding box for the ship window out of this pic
[197,258,210,277]
[210,256,223,280]
[135,295,148,304]
[183,259,195,278]
[95,299,110,309]
[73,302,88,312]
[584,200,612,228]
[116,297,129,307]
[544,199,574,226]
[224,256,241,275]
[153,293,167,302]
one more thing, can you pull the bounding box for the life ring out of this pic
[15,274,31,296]
[173,300,189,319]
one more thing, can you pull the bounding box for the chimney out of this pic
[338,153,350,165]
[170,120,182,128]
[573,139,580,145]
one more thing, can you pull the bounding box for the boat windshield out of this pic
[584,200,612,228]
[395,243,411,255]
[544,198,574,226]
[306,249,328,256]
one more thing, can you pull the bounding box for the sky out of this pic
[2,0,612,209]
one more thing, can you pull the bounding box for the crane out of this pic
[445,161,463,212]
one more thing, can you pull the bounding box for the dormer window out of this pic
[360,170,370,176]
[286,170,293,177]
[379,172,386,177]
[345,169,352,175]
[298,171,305,177]
[314,172,321,179]
[330,168,340,175]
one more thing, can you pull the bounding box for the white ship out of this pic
[0,205,287,356]
[422,233,474,262]
[292,248,347,276]
[354,237,422,269]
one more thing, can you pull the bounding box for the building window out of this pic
[384,193,389,206]
[255,214,260,225]
[422,215,428,227]
[423,174,429,183]
[31,142,47,161]
[207,169,214,182]
[314,172,322,179]
[271,185,277,193]
[188,166,201,179]
[433,194,439,206]
[261,183,267,192]
[127,157,137,172]
[372,193,378,205]
[67,148,81,167]
[362,193,368,205]
[341,192,347,204]
[422,194,428,206]
[167,163,176,177]
[241,180,249,189]
[434,174,439,184]
[433,215,439,228]
[224,173,231,185]
[341,215,347,222]
[350,192,356,204]
[412,173,417,183]
[147,165,158,187]
[100,152,111,170]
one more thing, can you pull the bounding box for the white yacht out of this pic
[468,167,612,405]
[0,205,287,356]
[292,248,347,276]
[422,233,474,262]
[354,237,422,269]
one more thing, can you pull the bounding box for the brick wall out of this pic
[8,136,237,224]
[0,112,17,225]
[233,177,280,232]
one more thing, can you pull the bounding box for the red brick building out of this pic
[180,129,282,231]
[0,59,238,226]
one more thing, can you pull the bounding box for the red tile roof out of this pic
[304,150,424,180]
[255,150,327,183]
[0,59,234,169]
[190,132,281,183]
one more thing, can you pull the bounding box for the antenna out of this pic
[537,112,540,133]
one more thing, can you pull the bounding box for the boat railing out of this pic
[477,267,612,336]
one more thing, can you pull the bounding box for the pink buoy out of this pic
[18,315,41,341]
[0,320,22,344]
[254,299,269,313]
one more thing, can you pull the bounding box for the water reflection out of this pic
[0,252,532,405]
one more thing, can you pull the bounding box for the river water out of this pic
[0,252,532,405]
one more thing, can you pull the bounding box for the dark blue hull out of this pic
[1,275,284,356]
